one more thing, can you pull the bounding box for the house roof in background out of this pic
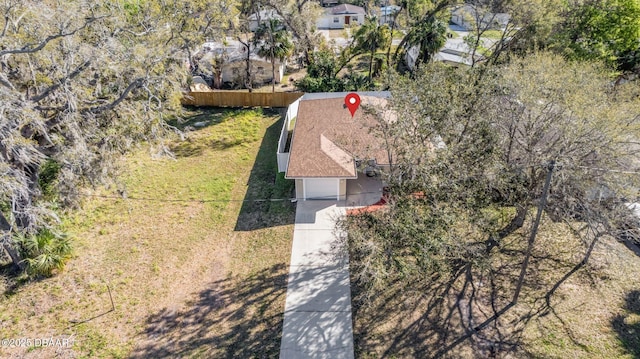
[248,9,283,21]
[451,4,511,27]
[286,92,393,178]
[198,38,273,63]
[380,5,401,15]
[327,4,366,15]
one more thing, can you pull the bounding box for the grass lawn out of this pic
[0,107,295,358]
[481,29,505,39]
[392,30,405,41]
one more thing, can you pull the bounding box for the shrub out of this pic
[17,229,72,277]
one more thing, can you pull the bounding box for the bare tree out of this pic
[0,0,236,272]
[342,53,640,355]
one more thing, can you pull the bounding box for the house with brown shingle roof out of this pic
[277,92,393,201]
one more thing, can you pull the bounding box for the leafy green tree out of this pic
[552,0,640,69]
[404,16,447,68]
[254,19,294,92]
[380,53,638,260]
[393,0,457,70]
[258,0,323,63]
[480,0,565,65]
[343,53,640,352]
[295,49,347,92]
[353,17,392,81]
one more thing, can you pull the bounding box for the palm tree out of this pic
[353,16,391,81]
[405,16,447,68]
[392,0,454,71]
[254,19,294,92]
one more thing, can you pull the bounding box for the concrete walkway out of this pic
[279,201,354,359]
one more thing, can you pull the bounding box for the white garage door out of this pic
[304,178,339,200]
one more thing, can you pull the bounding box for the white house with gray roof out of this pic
[316,4,366,29]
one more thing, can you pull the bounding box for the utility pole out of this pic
[513,160,555,303]
[434,160,556,358]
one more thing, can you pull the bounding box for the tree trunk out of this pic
[0,212,24,270]
[485,204,528,253]
[386,10,400,68]
[512,161,554,303]
[2,240,24,270]
[214,73,222,89]
[246,47,253,92]
[271,57,276,93]
[369,47,375,81]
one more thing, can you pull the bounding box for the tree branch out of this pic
[30,60,92,103]
[0,16,102,56]
[0,210,24,270]
[85,78,145,114]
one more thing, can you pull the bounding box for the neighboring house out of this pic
[277,92,394,201]
[379,5,401,26]
[190,75,213,92]
[194,39,286,88]
[450,4,510,31]
[316,4,366,29]
[320,0,339,7]
[223,55,285,87]
[433,38,485,66]
[248,9,283,32]
[404,35,486,69]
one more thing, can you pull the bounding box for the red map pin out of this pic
[345,93,361,117]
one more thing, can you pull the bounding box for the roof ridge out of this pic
[320,134,356,176]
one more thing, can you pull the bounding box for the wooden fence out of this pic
[181,91,304,108]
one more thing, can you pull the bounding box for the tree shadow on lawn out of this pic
[612,289,640,358]
[167,106,228,132]
[130,263,289,359]
[351,245,597,358]
[351,262,527,358]
[234,111,295,231]
[0,262,33,296]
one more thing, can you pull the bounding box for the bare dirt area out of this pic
[350,214,640,358]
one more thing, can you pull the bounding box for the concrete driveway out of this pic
[279,201,354,359]
[317,29,352,49]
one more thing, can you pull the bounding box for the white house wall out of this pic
[277,97,301,173]
[317,14,363,29]
[350,15,364,25]
[316,15,335,29]
[222,60,284,85]
[295,179,304,200]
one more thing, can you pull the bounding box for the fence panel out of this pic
[182,91,304,108]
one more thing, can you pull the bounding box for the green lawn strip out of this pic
[0,108,295,358]
[480,29,504,39]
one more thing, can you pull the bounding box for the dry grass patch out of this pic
[0,108,295,358]
[350,213,640,358]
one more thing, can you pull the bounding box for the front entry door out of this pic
[345,16,350,25]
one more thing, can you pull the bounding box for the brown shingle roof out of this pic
[286,95,392,178]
